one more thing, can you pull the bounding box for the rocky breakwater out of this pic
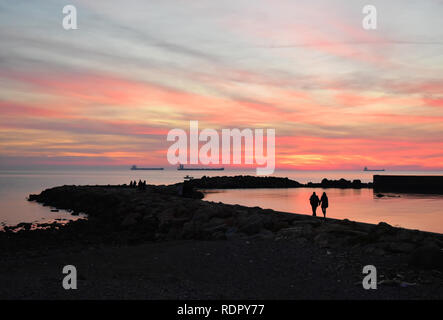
[19,185,443,270]
[183,175,372,189]
[306,178,372,189]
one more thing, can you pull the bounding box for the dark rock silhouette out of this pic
[374,175,443,194]
[22,185,443,266]
[181,175,372,189]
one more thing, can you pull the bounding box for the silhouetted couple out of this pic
[309,192,328,219]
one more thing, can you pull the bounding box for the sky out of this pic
[0,0,442,170]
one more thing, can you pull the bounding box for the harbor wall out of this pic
[373,175,443,194]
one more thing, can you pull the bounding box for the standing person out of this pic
[320,192,329,219]
[309,192,320,216]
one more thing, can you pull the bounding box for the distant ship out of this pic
[177,164,224,171]
[364,166,385,172]
[131,165,164,170]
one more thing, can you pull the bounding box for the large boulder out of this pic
[314,232,336,248]
[370,222,396,238]
[192,205,218,222]
[269,219,290,232]
[238,214,265,235]
[276,225,313,240]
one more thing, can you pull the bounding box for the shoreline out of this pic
[0,180,442,299]
[4,179,443,241]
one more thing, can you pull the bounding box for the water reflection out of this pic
[204,188,443,234]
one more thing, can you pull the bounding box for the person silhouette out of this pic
[320,192,329,219]
[309,192,320,216]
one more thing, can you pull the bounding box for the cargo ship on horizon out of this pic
[131,165,164,170]
[364,166,385,172]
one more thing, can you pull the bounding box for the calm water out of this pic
[0,169,442,233]
[205,188,443,234]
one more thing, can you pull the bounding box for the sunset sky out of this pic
[1,0,442,170]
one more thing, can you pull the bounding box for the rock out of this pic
[321,224,367,237]
[28,194,38,201]
[255,229,274,240]
[339,219,358,229]
[186,175,303,189]
[371,222,396,236]
[212,231,226,240]
[269,219,290,232]
[292,220,321,227]
[314,233,335,248]
[295,237,308,246]
[364,245,386,256]
[170,217,190,227]
[172,205,188,217]
[192,207,214,222]
[395,229,412,242]
[134,205,148,213]
[140,215,159,233]
[408,245,443,270]
[157,207,175,221]
[166,225,182,240]
[352,179,362,187]
[202,223,228,237]
[204,217,228,228]
[214,207,233,218]
[157,208,176,232]
[17,222,32,229]
[121,212,141,227]
[238,214,265,235]
[249,229,274,240]
[422,237,441,248]
[181,221,201,239]
[225,227,245,240]
[276,225,313,240]
[387,242,416,253]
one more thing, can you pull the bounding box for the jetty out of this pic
[374,175,443,194]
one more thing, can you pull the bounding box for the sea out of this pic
[0,168,442,233]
